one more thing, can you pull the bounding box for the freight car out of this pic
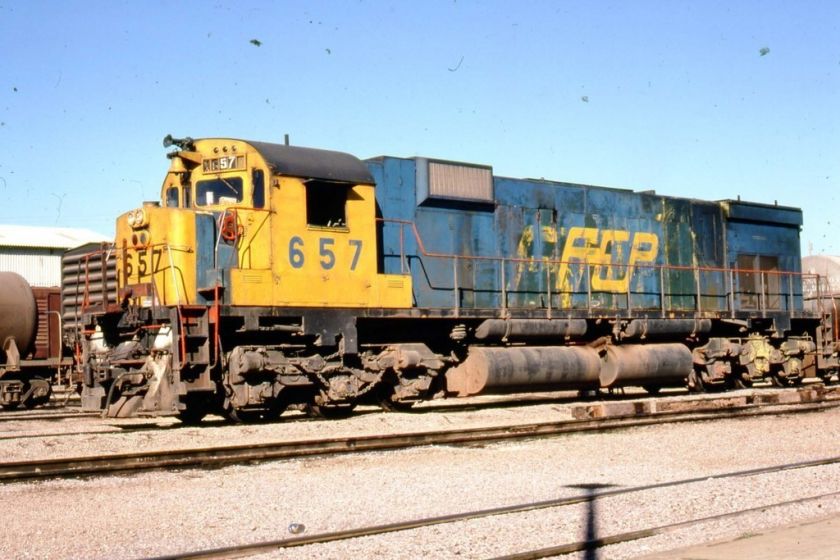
[65,136,840,421]
[0,272,67,408]
[802,255,840,359]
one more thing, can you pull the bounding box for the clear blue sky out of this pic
[1,1,837,254]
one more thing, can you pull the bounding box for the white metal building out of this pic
[0,225,111,287]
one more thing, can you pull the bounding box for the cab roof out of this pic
[248,140,374,185]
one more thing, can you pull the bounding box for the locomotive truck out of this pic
[62,136,839,421]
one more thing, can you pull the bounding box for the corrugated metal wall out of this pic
[0,248,63,287]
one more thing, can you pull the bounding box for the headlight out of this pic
[127,208,148,229]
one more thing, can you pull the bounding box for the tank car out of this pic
[802,255,840,361]
[0,272,57,408]
[66,136,839,421]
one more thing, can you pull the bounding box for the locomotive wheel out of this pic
[224,408,264,423]
[734,377,752,389]
[177,409,208,424]
[376,387,416,412]
[687,370,705,393]
[176,395,215,424]
[577,388,601,400]
[0,403,20,410]
[177,405,209,424]
[378,399,415,412]
[261,402,288,421]
[306,403,356,418]
[816,371,833,385]
[223,402,287,423]
[771,373,802,388]
[642,384,662,395]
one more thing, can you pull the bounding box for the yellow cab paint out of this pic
[115,205,199,306]
[118,138,411,309]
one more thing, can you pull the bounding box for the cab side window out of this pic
[306,180,347,228]
[165,187,179,208]
[252,169,265,209]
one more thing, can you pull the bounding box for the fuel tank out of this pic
[599,343,693,386]
[446,343,694,397]
[0,272,38,361]
[446,346,602,396]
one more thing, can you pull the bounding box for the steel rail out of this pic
[145,456,840,560]
[493,490,840,560]
[0,410,97,422]
[0,400,836,483]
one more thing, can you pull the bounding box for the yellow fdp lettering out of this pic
[556,227,659,298]
[628,232,658,270]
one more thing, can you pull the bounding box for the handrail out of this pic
[70,242,191,313]
[378,217,814,278]
[378,217,818,315]
[69,221,827,320]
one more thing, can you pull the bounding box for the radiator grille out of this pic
[428,161,493,202]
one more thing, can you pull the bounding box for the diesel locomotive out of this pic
[63,136,840,421]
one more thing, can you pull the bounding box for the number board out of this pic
[288,237,363,271]
[124,248,163,280]
[202,155,245,173]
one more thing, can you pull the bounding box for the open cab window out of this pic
[306,180,348,228]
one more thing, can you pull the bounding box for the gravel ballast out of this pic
[0,396,838,559]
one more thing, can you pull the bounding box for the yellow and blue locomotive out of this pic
[67,136,839,421]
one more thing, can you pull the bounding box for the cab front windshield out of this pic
[196,177,243,206]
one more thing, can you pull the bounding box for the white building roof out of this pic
[0,225,110,249]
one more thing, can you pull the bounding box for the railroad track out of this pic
[1,397,837,483]
[0,388,81,421]
[145,456,840,560]
[0,409,96,422]
[492,490,840,560]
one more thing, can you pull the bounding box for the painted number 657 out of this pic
[288,237,363,271]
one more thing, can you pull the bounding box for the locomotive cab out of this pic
[116,137,412,311]
[93,137,416,419]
